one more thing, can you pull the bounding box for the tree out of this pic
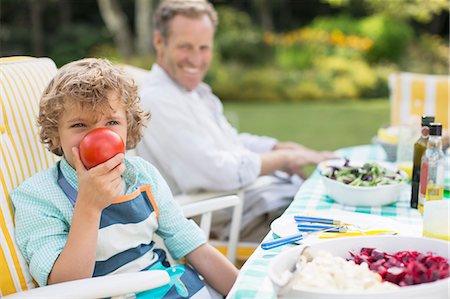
[29,0,44,56]
[97,0,133,58]
[97,0,155,58]
[135,0,154,55]
[252,0,274,31]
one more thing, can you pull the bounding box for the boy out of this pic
[11,58,238,298]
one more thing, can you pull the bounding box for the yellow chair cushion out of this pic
[389,72,449,129]
[0,57,58,296]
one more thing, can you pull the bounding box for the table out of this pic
[226,144,423,299]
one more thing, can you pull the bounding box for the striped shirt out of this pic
[11,156,206,286]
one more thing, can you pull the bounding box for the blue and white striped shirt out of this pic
[11,156,206,286]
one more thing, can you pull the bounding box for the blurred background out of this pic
[1,0,448,152]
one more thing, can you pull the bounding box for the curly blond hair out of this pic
[38,58,151,156]
[154,0,218,39]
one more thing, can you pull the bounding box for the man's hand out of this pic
[273,142,307,151]
[261,142,336,177]
[72,147,126,213]
[283,148,335,176]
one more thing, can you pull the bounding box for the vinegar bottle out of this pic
[410,115,435,208]
[418,123,445,214]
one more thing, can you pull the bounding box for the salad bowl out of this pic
[318,159,408,206]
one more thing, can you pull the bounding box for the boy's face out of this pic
[57,92,128,168]
[154,14,214,91]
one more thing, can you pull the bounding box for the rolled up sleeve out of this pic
[239,133,278,153]
[11,180,69,286]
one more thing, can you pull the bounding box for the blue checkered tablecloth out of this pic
[226,144,424,299]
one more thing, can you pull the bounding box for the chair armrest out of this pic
[4,270,170,299]
[175,190,237,206]
[181,195,240,218]
[180,195,242,263]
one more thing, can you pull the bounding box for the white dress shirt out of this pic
[137,64,301,236]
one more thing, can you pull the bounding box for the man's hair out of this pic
[38,58,151,156]
[154,0,218,39]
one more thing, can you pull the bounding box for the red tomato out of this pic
[79,128,125,169]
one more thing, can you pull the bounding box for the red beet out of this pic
[385,267,407,284]
[349,248,450,287]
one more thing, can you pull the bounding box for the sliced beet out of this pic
[349,248,450,287]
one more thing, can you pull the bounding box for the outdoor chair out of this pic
[0,56,239,297]
[389,72,449,129]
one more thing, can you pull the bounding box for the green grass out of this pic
[223,98,390,151]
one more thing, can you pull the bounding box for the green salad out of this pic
[322,160,406,187]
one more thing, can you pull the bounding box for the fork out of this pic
[294,215,368,230]
[261,225,345,250]
[294,215,346,226]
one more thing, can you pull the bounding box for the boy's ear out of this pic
[51,136,61,152]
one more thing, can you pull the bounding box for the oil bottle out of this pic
[418,123,445,214]
[410,115,435,208]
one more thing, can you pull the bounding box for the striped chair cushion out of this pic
[389,72,449,129]
[0,57,59,296]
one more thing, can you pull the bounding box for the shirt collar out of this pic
[151,63,211,96]
[60,156,137,193]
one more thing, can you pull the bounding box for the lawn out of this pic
[223,98,390,151]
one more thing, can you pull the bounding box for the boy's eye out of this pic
[106,120,119,126]
[71,123,85,128]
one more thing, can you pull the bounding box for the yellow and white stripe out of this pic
[0,57,58,295]
[389,72,449,129]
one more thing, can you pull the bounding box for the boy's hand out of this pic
[72,147,126,213]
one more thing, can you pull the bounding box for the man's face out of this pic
[155,14,214,91]
[57,92,128,168]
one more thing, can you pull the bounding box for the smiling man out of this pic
[137,0,335,242]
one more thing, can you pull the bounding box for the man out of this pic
[137,0,335,241]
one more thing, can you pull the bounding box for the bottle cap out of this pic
[429,123,442,136]
[421,116,435,127]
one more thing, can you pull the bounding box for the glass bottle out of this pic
[418,123,445,214]
[410,115,435,208]
[445,147,450,198]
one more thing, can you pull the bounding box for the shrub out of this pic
[359,15,413,63]
[310,15,361,35]
[215,7,273,65]
[207,56,387,102]
[399,33,449,75]
[209,64,282,102]
[267,22,374,70]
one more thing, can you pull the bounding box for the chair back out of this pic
[389,72,449,129]
[0,57,58,296]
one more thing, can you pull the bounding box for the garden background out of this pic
[1,0,448,153]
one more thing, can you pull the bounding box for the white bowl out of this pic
[318,159,407,206]
[269,236,450,298]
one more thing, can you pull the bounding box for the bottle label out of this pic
[420,162,428,197]
[418,162,429,214]
[425,182,443,201]
[421,126,430,138]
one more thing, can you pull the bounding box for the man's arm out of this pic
[260,147,336,177]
